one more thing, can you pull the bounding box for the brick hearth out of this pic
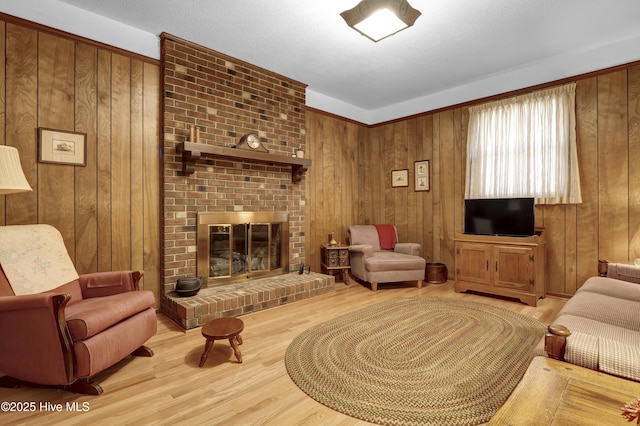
[163,272,335,329]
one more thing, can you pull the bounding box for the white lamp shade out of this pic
[0,146,33,195]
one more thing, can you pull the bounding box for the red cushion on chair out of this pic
[65,290,155,340]
[374,224,397,250]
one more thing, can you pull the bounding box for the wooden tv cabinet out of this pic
[454,230,546,306]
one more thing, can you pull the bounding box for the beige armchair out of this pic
[0,224,157,395]
[348,225,426,291]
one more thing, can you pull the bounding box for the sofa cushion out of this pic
[557,314,640,347]
[65,290,155,340]
[365,251,426,272]
[564,331,599,371]
[73,308,157,378]
[558,313,640,379]
[599,338,640,381]
[560,291,640,331]
[578,276,640,302]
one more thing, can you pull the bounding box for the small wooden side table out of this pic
[321,243,350,284]
[198,317,244,367]
[488,356,640,425]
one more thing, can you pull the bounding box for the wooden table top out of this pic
[489,356,640,425]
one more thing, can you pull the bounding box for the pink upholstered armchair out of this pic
[347,225,426,291]
[0,224,157,395]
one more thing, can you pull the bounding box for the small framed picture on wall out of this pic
[391,169,409,187]
[414,160,429,191]
[38,128,87,166]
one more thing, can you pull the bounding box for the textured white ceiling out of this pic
[8,1,640,123]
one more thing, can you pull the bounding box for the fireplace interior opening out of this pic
[198,212,289,288]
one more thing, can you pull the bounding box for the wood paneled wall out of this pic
[0,17,162,305]
[305,113,364,266]
[306,63,640,296]
[3,14,638,301]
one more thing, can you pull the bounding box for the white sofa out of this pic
[545,262,640,382]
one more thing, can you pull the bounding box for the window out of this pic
[465,83,581,204]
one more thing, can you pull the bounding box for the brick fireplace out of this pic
[160,33,334,327]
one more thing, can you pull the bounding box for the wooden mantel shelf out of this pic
[177,142,312,183]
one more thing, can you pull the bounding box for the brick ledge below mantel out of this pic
[162,272,335,329]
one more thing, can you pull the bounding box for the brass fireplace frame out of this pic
[197,211,289,287]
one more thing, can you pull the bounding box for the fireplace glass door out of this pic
[248,223,282,273]
[198,212,289,287]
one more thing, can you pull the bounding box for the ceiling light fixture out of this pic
[341,0,421,42]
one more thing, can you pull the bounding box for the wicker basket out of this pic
[426,263,447,283]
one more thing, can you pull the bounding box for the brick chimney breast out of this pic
[161,33,308,295]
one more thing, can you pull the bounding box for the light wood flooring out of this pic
[1,280,567,425]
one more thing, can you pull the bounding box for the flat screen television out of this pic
[464,197,535,237]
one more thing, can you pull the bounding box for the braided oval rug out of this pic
[285,297,545,426]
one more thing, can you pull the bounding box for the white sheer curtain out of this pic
[465,83,581,204]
